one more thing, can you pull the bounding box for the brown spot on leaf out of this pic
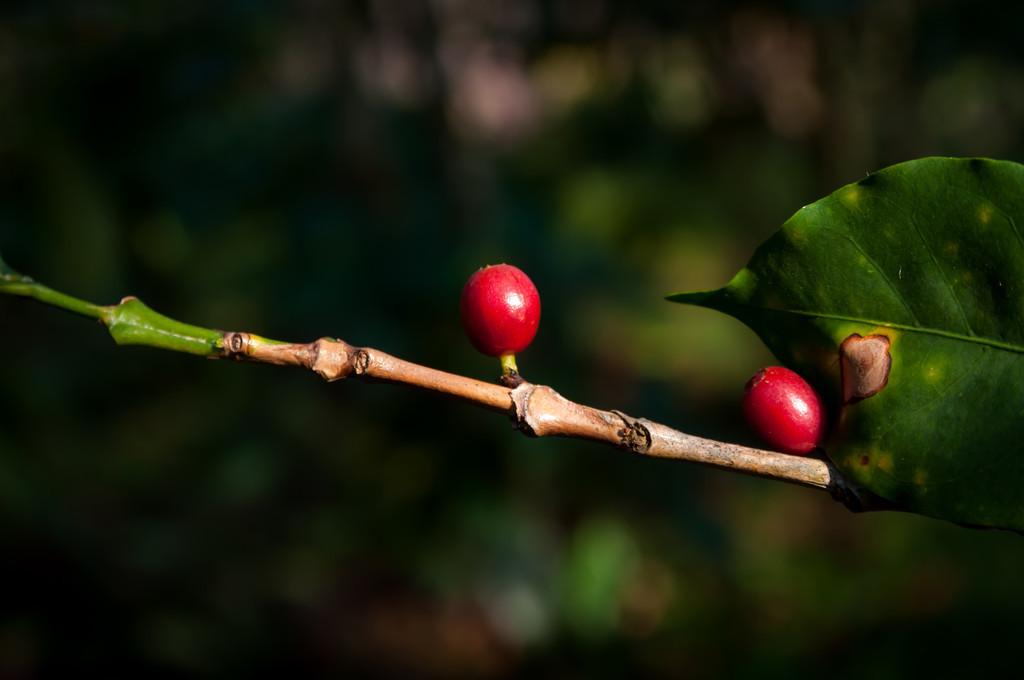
[840,333,892,404]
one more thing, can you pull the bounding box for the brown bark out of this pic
[220,332,870,503]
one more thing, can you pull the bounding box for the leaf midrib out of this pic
[710,299,1024,355]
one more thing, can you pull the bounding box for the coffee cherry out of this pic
[460,264,540,373]
[743,366,824,455]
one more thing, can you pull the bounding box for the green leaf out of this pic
[670,157,1024,530]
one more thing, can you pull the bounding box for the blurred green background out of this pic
[2,0,1024,676]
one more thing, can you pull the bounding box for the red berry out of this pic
[460,264,541,358]
[743,366,824,455]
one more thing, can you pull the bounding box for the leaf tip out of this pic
[667,268,756,308]
[665,289,716,305]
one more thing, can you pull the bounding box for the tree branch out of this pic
[0,258,883,512]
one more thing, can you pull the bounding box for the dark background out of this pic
[2,0,1024,676]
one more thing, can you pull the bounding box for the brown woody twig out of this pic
[222,332,878,510]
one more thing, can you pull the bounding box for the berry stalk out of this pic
[499,353,519,376]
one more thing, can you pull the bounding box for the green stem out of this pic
[1,276,104,320]
[499,353,519,376]
[1,259,244,357]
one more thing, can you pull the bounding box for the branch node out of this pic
[223,332,250,358]
[309,338,353,381]
[352,349,371,375]
[229,332,247,355]
[499,370,525,388]
[612,411,652,453]
[509,383,539,436]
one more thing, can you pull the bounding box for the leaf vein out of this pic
[907,211,975,335]
[941,184,1024,340]
[815,226,921,325]
[714,301,1024,355]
